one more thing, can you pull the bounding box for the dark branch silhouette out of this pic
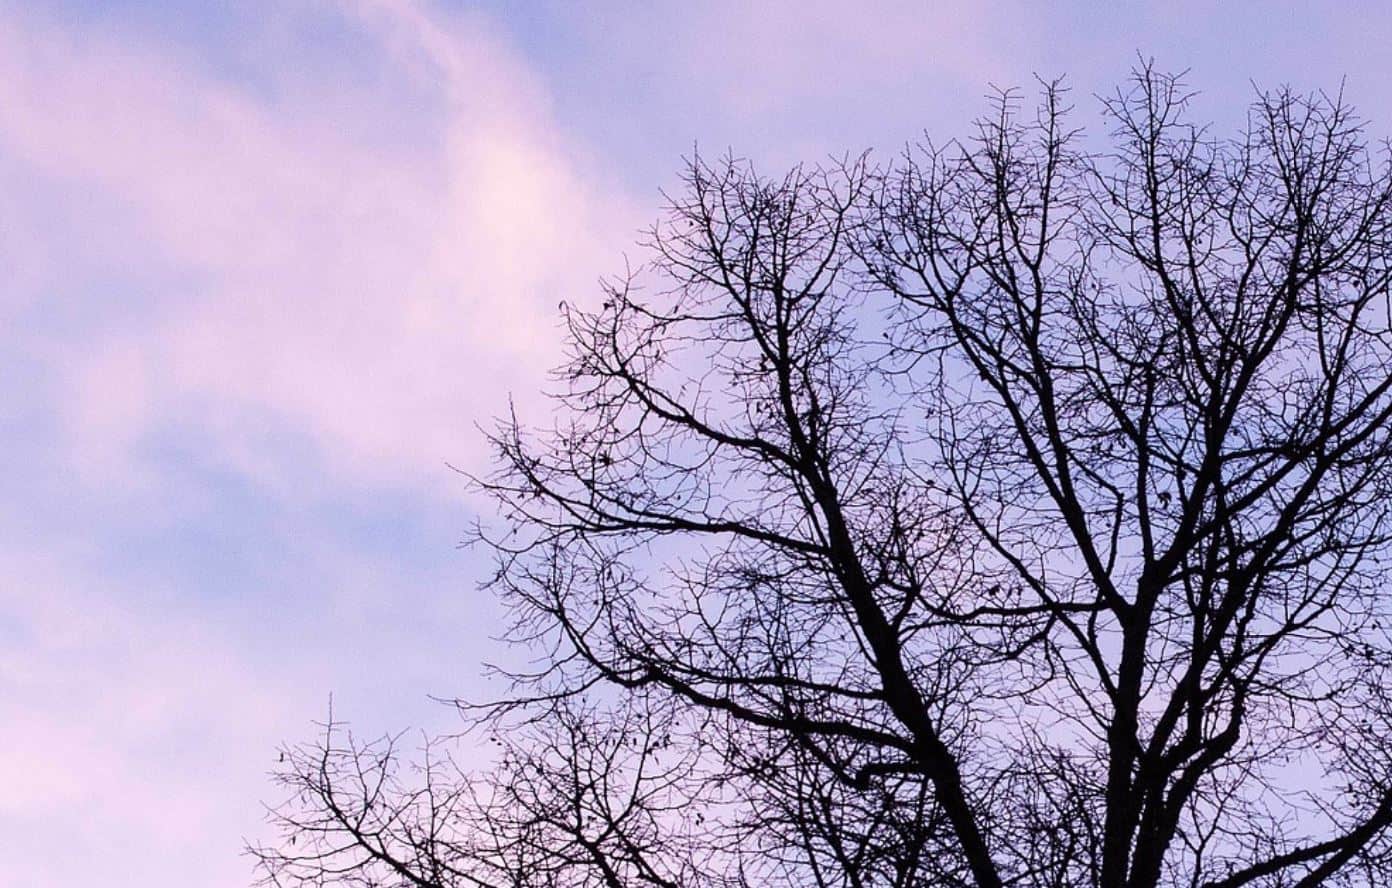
[254,66,1392,887]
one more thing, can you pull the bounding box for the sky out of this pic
[4,1,1392,884]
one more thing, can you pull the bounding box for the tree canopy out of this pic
[254,67,1392,888]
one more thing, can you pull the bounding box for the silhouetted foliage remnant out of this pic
[254,67,1392,886]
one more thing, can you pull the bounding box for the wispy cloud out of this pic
[0,2,634,884]
[0,0,635,495]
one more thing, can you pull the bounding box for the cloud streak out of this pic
[0,2,635,884]
[0,0,635,495]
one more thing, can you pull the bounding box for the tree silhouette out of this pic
[254,67,1392,887]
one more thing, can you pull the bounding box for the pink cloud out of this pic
[0,530,487,886]
[0,3,636,884]
[0,545,288,885]
[0,0,639,495]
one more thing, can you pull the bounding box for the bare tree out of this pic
[254,67,1392,887]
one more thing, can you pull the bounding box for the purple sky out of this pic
[6,2,1392,884]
